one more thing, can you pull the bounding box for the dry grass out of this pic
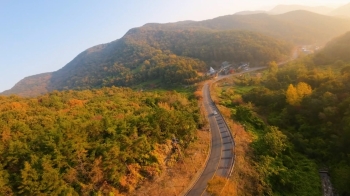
[207,175,236,196]
[131,131,210,196]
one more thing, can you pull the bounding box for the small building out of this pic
[207,67,216,76]
[237,62,250,70]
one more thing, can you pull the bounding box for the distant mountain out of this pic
[269,4,333,15]
[330,3,350,18]
[2,30,291,96]
[182,10,350,44]
[3,10,350,97]
[234,10,267,15]
[37,30,295,96]
[314,31,350,65]
[1,73,52,97]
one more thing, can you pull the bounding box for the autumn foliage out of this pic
[0,87,203,195]
[286,82,312,106]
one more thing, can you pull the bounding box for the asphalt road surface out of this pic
[185,67,268,196]
[185,83,235,196]
[185,61,296,195]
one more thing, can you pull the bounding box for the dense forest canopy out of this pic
[222,31,350,195]
[0,87,204,195]
[124,29,292,63]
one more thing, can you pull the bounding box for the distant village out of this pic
[207,61,250,76]
[208,44,322,76]
[300,45,321,54]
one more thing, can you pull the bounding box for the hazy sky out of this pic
[0,0,349,92]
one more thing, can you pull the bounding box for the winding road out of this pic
[185,67,266,196]
[185,82,235,196]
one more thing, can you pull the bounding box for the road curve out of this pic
[185,82,235,196]
[185,67,267,196]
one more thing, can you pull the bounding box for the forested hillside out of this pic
[48,30,291,91]
[125,29,291,63]
[4,10,350,97]
[314,31,350,65]
[0,87,203,195]
[2,28,292,97]
[1,73,52,97]
[144,10,350,44]
[218,31,350,195]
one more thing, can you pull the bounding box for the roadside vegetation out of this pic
[207,175,235,196]
[0,86,208,195]
[212,32,350,195]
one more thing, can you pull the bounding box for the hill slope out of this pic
[314,31,350,65]
[4,11,350,97]
[230,31,350,195]
[188,10,350,44]
[48,29,291,90]
[1,73,52,97]
[3,29,292,96]
[142,10,350,44]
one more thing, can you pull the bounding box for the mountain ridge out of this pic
[235,3,350,18]
[269,4,333,15]
[234,10,267,15]
[3,10,350,97]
